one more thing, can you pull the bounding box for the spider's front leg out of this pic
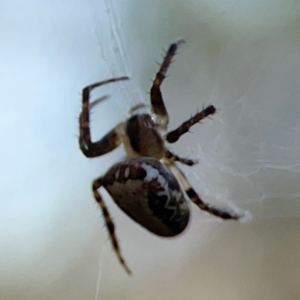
[79,77,128,158]
[151,39,185,130]
[166,105,216,143]
[167,162,240,220]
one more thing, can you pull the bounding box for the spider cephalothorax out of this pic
[79,39,241,274]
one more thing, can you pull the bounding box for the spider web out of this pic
[88,0,300,297]
[88,0,147,116]
[87,1,149,298]
[2,1,299,300]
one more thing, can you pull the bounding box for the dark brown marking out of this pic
[147,189,188,235]
[103,159,148,186]
[126,115,142,153]
[132,166,147,180]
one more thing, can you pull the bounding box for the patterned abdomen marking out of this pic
[103,157,190,237]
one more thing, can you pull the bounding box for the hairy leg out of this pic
[150,39,185,130]
[92,177,131,274]
[166,105,216,143]
[167,162,240,220]
[79,77,128,157]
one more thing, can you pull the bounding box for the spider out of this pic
[79,39,241,275]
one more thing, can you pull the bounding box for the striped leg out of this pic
[79,77,129,158]
[92,178,131,274]
[167,163,240,220]
[166,105,216,143]
[151,39,185,130]
[79,123,124,158]
[165,150,198,166]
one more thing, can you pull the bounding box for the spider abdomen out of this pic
[103,157,190,237]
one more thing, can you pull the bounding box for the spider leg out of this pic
[92,177,131,274]
[166,105,216,143]
[79,123,124,158]
[129,103,151,115]
[165,149,198,166]
[166,162,240,220]
[151,39,185,130]
[79,77,129,158]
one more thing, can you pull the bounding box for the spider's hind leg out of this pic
[165,149,198,166]
[166,162,240,220]
[151,39,185,130]
[92,177,131,274]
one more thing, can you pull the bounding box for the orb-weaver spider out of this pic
[79,39,241,274]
